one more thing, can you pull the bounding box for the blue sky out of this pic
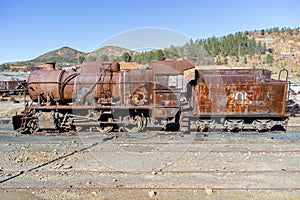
[0,0,299,64]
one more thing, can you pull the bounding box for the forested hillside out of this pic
[1,27,300,76]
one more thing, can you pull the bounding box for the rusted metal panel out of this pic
[152,73,183,118]
[196,69,271,84]
[123,69,153,82]
[121,70,154,106]
[193,82,288,116]
[75,62,121,105]
[152,59,194,74]
[0,80,27,94]
[153,95,181,117]
[79,62,120,74]
[154,75,183,89]
[154,107,181,118]
[0,81,5,91]
[76,65,155,106]
[37,111,56,129]
[154,90,181,107]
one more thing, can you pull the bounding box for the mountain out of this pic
[86,46,135,60]
[5,46,87,68]
[33,46,86,64]
[4,46,134,68]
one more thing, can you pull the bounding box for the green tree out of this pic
[77,55,85,64]
[85,56,97,62]
[121,52,132,62]
[216,56,222,65]
[99,54,109,61]
[185,43,214,65]
[145,51,156,64]
[156,49,165,61]
[223,57,228,65]
[235,55,240,63]
[266,54,274,66]
[0,64,9,71]
[288,29,294,35]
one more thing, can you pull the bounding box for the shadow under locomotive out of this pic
[12,60,290,134]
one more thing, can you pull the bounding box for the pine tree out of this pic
[99,54,109,62]
[155,49,165,61]
[121,52,132,62]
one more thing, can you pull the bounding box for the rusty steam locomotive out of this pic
[12,60,290,133]
[0,80,27,96]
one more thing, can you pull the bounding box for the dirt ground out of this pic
[0,97,300,199]
[0,131,299,200]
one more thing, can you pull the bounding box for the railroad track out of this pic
[1,170,299,188]
[0,132,299,199]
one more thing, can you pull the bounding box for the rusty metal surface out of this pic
[193,82,288,116]
[154,90,181,107]
[192,69,288,116]
[73,62,122,105]
[27,70,77,102]
[123,69,153,82]
[74,62,121,104]
[122,69,153,106]
[196,69,271,84]
[152,59,194,74]
[76,66,154,106]
[0,80,27,94]
[79,62,120,74]
[153,73,183,118]
[37,111,56,129]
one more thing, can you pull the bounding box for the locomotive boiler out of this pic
[12,60,290,134]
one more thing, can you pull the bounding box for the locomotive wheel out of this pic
[224,119,244,132]
[252,120,272,132]
[124,115,143,133]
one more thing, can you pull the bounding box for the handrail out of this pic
[278,68,288,81]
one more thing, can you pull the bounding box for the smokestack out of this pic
[45,62,56,70]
